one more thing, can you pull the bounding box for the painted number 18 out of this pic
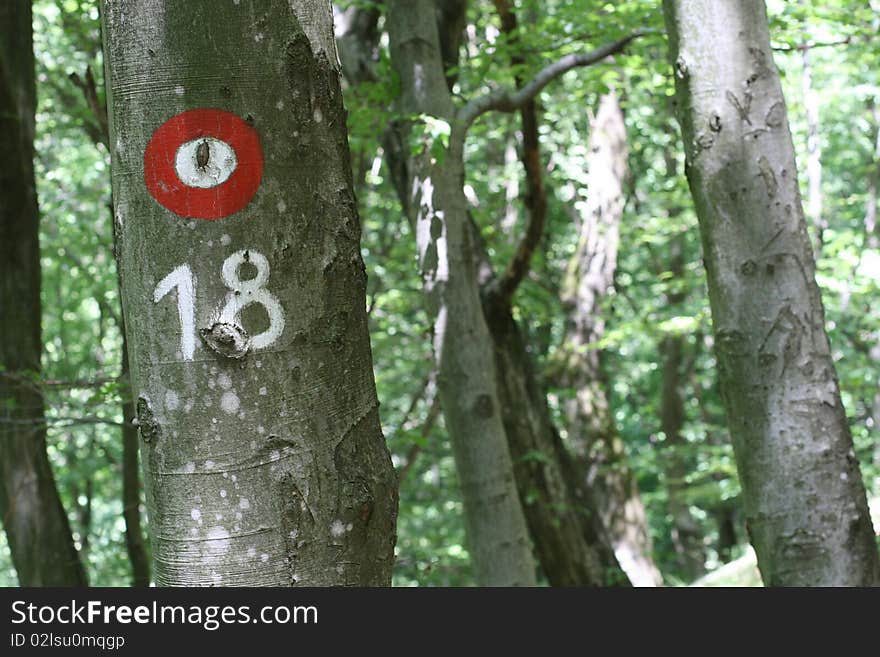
[153,249,285,361]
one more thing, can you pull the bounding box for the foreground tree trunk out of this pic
[0,1,87,586]
[663,0,880,585]
[558,93,661,587]
[102,0,397,586]
[387,0,536,586]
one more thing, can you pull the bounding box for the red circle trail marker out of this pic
[144,109,263,220]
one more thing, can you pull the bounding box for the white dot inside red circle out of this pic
[174,137,238,189]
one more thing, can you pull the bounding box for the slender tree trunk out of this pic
[800,44,824,253]
[0,1,87,587]
[655,143,707,579]
[387,0,536,586]
[381,0,632,586]
[102,0,397,586]
[121,336,151,587]
[663,0,880,585]
[866,98,879,247]
[334,2,381,86]
[658,242,706,579]
[558,93,661,587]
[482,287,629,586]
[69,63,153,586]
[488,1,632,586]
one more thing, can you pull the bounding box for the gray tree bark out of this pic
[386,0,536,586]
[0,1,87,587]
[558,93,662,587]
[663,0,880,585]
[102,0,397,586]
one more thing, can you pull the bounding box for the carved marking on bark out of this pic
[757,156,778,197]
[765,101,785,128]
[726,90,752,125]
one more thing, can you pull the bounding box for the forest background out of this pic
[1,0,879,586]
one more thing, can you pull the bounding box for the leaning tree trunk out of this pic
[0,1,87,587]
[387,0,536,586]
[663,0,880,586]
[101,0,397,586]
[382,0,634,585]
[343,0,627,586]
[558,93,662,587]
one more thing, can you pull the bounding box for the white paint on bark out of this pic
[153,264,196,362]
[174,138,238,188]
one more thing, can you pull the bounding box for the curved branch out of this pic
[486,0,549,306]
[457,33,643,128]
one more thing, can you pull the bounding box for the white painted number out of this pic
[153,264,196,361]
[153,250,284,360]
[218,250,285,350]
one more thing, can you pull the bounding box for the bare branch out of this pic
[396,394,441,483]
[458,33,643,128]
[486,0,549,306]
[771,36,851,52]
[395,369,440,483]
[0,416,125,429]
[69,66,109,149]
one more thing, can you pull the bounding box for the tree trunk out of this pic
[558,93,661,587]
[655,229,706,580]
[387,0,536,586]
[334,2,381,86]
[482,288,629,586]
[68,68,153,587]
[0,1,87,587]
[380,0,632,586]
[866,97,879,247]
[800,44,824,254]
[102,0,397,586]
[659,325,706,579]
[121,336,151,587]
[663,0,880,586]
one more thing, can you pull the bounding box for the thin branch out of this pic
[397,394,441,483]
[486,0,549,307]
[0,416,125,429]
[0,372,121,392]
[395,369,440,483]
[69,66,109,149]
[457,33,643,129]
[771,36,851,52]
